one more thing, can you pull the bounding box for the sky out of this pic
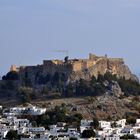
[0,0,140,76]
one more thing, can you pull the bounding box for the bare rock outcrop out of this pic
[69,58,138,82]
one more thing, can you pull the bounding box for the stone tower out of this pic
[10,65,18,72]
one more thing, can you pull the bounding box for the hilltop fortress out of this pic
[10,53,138,85]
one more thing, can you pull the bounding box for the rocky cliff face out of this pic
[69,58,138,82]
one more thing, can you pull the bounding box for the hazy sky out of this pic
[0,0,140,76]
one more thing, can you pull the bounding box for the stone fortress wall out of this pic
[10,53,124,74]
[41,53,124,73]
[10,53,138,84]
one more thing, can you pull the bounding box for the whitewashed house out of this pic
[80,120,93,133]
[0,106,2,110]
[14,119,30,127]
[134,133,140,139]
[132,125,140,139]
[112,128,123,136]
[99,121,111,129]
[0,118,7,124]
[7,116,17,123]
[56,135,69,140]
[136,119,140,126]
[10,106,46,116]
[3,112,15,117]
[0,129,8,139]
[18,127,29,135]
[0,123,17,131]
[27,106,46,115]
[106,135,120,140]
[68,127,79,138]
[49,125,57,134]
[10,107,26,115]
[120,126,133,136]
[29,127,46,134]
[116,119,126,127]
[81,120,93,127]
[68,127,78,134]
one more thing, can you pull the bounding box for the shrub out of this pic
[82,129,96,138]
[6,130,18,140]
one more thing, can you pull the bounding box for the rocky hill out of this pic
[32,95,140,120]
[0,53,140,120]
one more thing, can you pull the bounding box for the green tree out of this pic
[90,76,97,85]
[18,87,36,103]
[104,72,117,82]
[64,56,69,63]
[94,83,106,96]
[6,130,18,140]
[137,129,140,133]
[41,86,49,95]
[120,134,136,140]
[111,121,117,128]
[90,118,99,129]
[2,71,19,81]
[70,138,78,140]
[82,130,96,138]
[97,73,105,83]
[117,78,140,96]
[126,117,136,125]
[76,79,92,96]
[74,113,83,122]
[53,72,60,83]
[66,83,74,97]
[32,121,37,127]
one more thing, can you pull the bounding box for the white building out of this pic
[29,127,46,134]
[80,120,93,133]
[121,126,133,135]
[81,120,93,127]
[21,134,69,140]
[10,107,26,115]
[14,119,30,127]
[0,106,2,110]
[136,119,140,126]
[3,113,15,117]
[10,106,46,116]
[99,121,111,129]
[27,106,46,116]
[49,125,65,134]
[106,135,120,140]
[0,130,8,139]
[116,119,126,127]
[18,127,29,135]
[68,127,79,138]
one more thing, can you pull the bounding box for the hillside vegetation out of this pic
[0,70,140,120]
[1,71,140,100]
